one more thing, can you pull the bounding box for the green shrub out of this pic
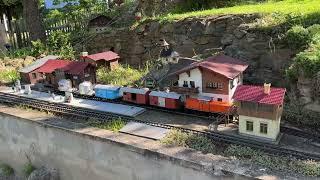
[161,130,190,147]
[6,47,33,59]
[225,145,320,176]
[47,31,75,60]
[0,69,20,84]
[186,135,215,153]
[23,163,36,177]
[286,25,311,50]
[97,65,148,86]
[225,145,261,159]
[0,164,14,176]
[31,40,47,57]
[88,118,127,132]
[307,24,320,36]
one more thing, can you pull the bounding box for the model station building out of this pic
[233,84,286,141]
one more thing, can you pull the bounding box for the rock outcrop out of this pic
[86,14,293,86]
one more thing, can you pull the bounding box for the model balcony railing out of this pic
[170,86,199,94]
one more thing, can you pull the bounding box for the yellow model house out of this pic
[233,83,286,141]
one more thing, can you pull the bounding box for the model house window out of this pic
[230,80,234,89]
[207,82,218,89]
[32,73,37,79]
[217,98,223,102]
[183,81,188,87]
[190,81,195,88]
[246,121,253,132]
[218,83,223,89]
[207,82,213,88]
[260,123,268,134]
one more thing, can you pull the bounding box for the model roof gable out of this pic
[173,54,248,79]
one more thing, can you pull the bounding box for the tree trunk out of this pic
[22,0,46,42]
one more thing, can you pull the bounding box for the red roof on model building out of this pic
[174,54,248,79]
[84,51,120,62]
[233,85,286,105]
[36,60,90,75]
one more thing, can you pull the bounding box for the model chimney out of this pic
[264,83,271,95]
[81,52,88,57]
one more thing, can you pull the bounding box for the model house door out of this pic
[158,97,166,107]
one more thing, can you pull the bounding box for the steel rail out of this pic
[0,92,319,161]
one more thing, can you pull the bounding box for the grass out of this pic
[225,145,320,176]
[155,0,320,22]
[0,69,20,84]
[97,65,148,87]
[23,163,36,177]
[0,164,14,176]
[87,118,127,132]
[161,130,216,154]
[161,130,320,177]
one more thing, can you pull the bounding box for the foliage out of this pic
[147,0,320,25]
[31,40,47,57]
[283,104,320,130]
[161,130,190,147]
[0,69,20,84]
[87,118,127,132]
[23,163,35,177]
[225,145,320,176]
[97,65,148,86]
[174,0,265,13]
[47,31,75,60]
[161,130,215,153]
[0,164,14,176]
[286,25,311,50]
[286,39,320,80]
[7,47,33,59]
[186,135,215,154]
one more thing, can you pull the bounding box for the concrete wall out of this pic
[0,112,223,180]
[239,115,280,140]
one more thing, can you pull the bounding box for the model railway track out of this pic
[51,90,320,140]
[0,92,320,161]
[281,126,320,142]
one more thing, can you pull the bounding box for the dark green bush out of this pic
[186,135,215,154]
[286,25,312,50]
[0,164,14,176]
[23,163,36,177]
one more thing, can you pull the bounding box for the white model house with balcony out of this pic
[171,54,248,103]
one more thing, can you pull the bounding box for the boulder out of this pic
[221,34,234,46]
[27,167,59,180]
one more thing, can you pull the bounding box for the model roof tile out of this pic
[233,85,286,105]
[36,60,90,75]
[173,54,248,79]
[84,51,120,62]
[19,55,59,73]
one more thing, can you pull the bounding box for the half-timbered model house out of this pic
[19,55,59,84]
[81,51,120,70]
[233,84,286,141]
[170,54,248,113]
[35,60,96,89]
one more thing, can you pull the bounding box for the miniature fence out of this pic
[2,5,107,50]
